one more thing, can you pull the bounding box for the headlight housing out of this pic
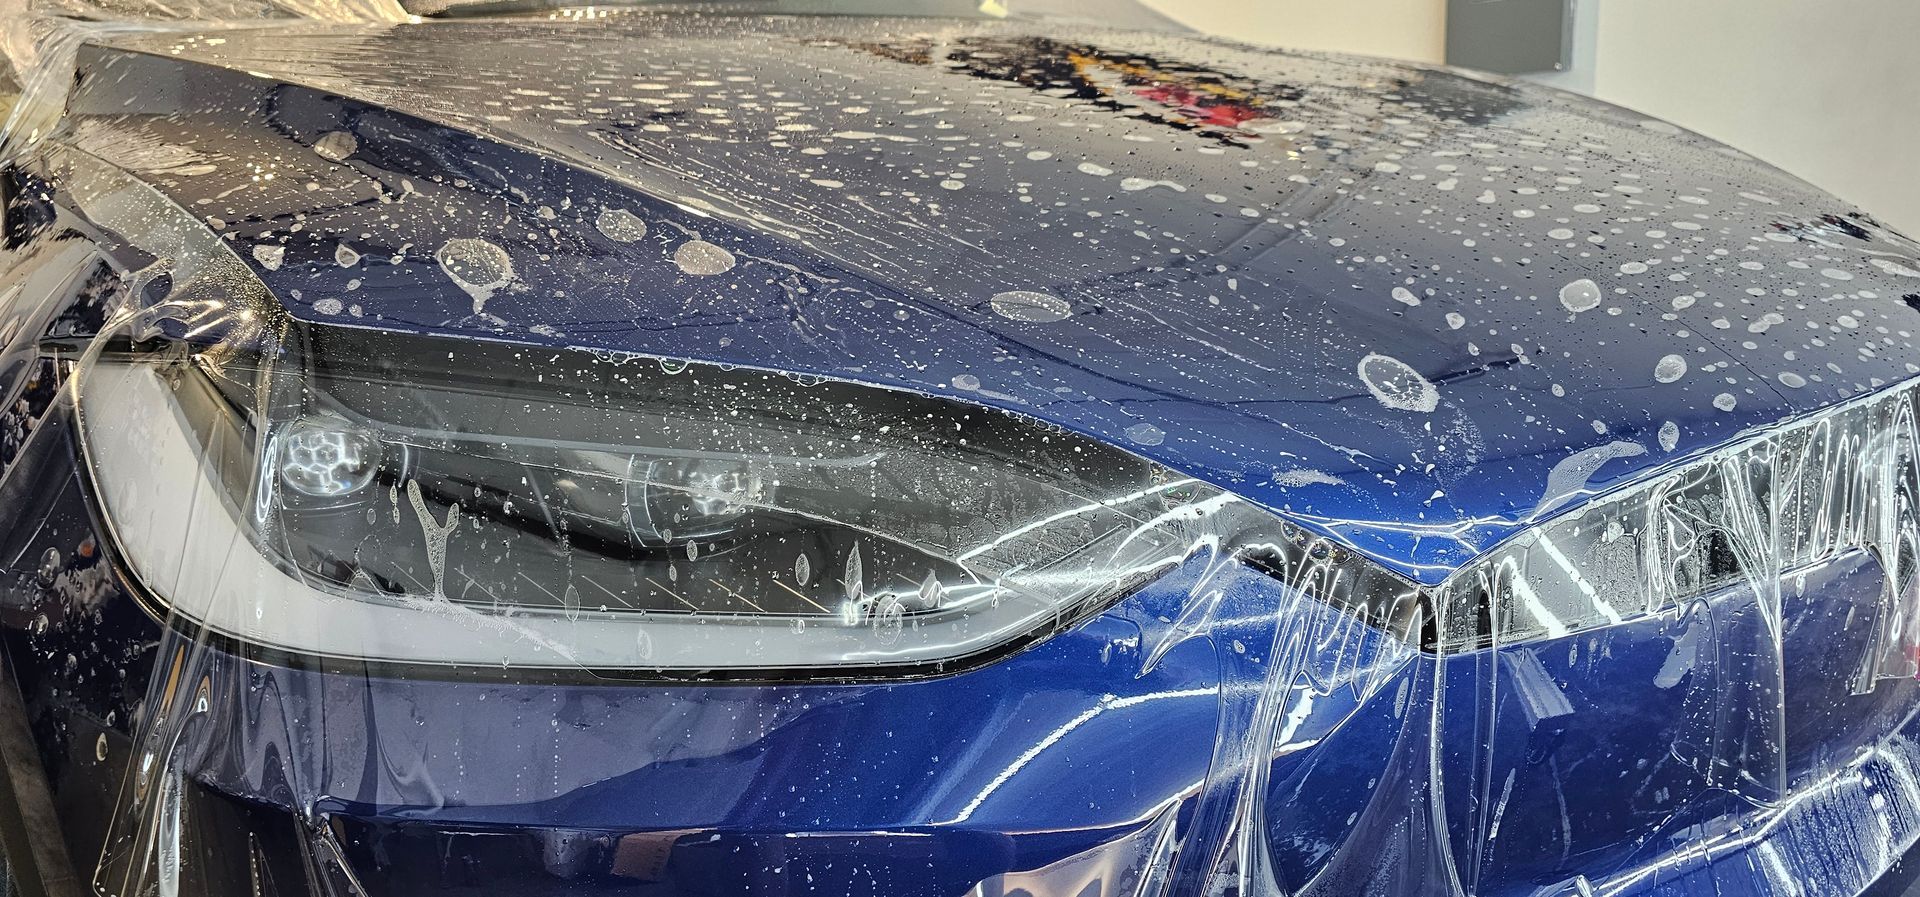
[77,320,1283,675]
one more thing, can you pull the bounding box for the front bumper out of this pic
[8,409,1920,897]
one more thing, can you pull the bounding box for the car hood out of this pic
[55,12,1920,582]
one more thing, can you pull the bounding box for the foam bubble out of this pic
[1358,352,1439,412]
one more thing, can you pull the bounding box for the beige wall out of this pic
[1138,0,1445,64]
[1586,0,1920,235]
[1144,0,1920,235]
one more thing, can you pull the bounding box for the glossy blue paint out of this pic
[1423,551,1920,897]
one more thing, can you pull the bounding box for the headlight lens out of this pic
[77,323,1269,674]
[272,414,385,500]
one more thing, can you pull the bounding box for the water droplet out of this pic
[1239,118,1303,134]
[1125,422,1166,446]
[252,244,285,271]
[1712,393,1738,412]
[917,570,945,610]
[843,544,864,607]
[435,238,515,315]
[312,130,357,162]
[334,243,360,267]
[990,290,1071,323]
[871,596,905,645]
[673,240,736,276]
[1273,469,1341,488]
[1391,286,1420,307]
[1870,258,1920,278]
[1559,278,1602,313]
[1120,177,1184,192]
[1654,354,1688,383]
[405,479,461,599]
[595,207,649,242]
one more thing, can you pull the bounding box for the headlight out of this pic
[76,322,1279,674]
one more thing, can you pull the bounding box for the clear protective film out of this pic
[4,5,1920,897]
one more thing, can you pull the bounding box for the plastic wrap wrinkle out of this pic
[1,0,408,162]
[3,7,1920,897]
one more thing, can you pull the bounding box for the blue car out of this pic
[4,2,1920,895]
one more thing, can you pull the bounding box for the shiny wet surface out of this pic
[66,13,1920,580]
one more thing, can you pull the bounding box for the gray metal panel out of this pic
[1446,0,1574,74]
